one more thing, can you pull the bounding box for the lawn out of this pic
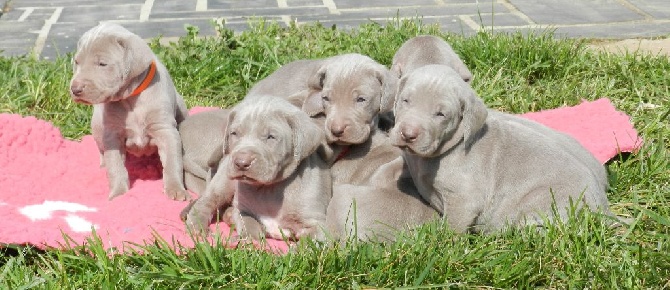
[1,19,669,288]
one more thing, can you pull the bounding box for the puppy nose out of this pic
[70,81,85,97]
[400,125,419,143]
[233,152,255,171]
[330,123,348,137]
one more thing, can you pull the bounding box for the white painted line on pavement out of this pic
[323,0,340,15]
[140,0,154,22]
[17,7,34,22]
[196,0,208,11]
[32,7,62,58]
[458,15,481,33]
[498,0,535,25]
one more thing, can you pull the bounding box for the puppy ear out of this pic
[302,67,326,116]
[287,110,325,161]
[116,31,154,80]
[452,60,473,83]
[375,65,398,114]
[285,90,308,108]
[393,76,409,114]
[459,86,488,146]
[206,143,224,169]
[390,62,403,78]
[222,110,237,155]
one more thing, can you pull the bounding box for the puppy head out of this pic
[302,53,397,145]
[223,96,324,185]
[69,23,154,104]
[390,65,487,157]
[391,35,473,83]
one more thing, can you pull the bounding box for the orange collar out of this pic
[334,146,351,163]
[128,60,157,97]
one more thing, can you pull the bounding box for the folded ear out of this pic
[287,110,325,161]
[222,110,237,155]
[451,59,473,83]
[459,86,488,146]
[285,90,308,109]
[302,67,326,117]
[393,76,410,115]
[206,143,224,169]
[390,62,402,78]
[375,65,398,114]
[116,30,154,80]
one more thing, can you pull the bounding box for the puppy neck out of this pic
[128,60,157,97]
[434,121,487,157]
[114,60,157,101]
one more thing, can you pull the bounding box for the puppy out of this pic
[247,53,397,136]
[69,23,189,200]
[185,96,331,241]
[390,65,611,233]
[179,109,230,196]
[248,54,437,241]
[391,35,473,82]
[177,109,232,222]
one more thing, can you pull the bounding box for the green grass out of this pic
[1,19,669,288]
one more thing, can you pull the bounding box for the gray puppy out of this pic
[389,64,611,233]
[247,54,437,242]
[391,35,473,82]
[69,23,189,200]
[185,96,331,241]
[179,109,230,196]
[248,53,398,136]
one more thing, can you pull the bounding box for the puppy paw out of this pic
[108,182,129,200]
[185,210,212,236]
[179,199,198,222]
[165,186,191,201]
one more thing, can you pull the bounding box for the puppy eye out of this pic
[402,98,409,104]
[435,112,445,117]
[356,97,366,103]
[230,131,237,136]
[322,95,330,102]
[74,60,79,65]
[266,134,275,140]
[98,62,107,67]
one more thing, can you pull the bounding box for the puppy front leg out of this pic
[153,127,189,200]
[102,133,129,200]
[185,161,235,235]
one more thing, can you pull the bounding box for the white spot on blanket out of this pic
[19,200,97,221]
[64,214,99,233]
[19,201,99,232]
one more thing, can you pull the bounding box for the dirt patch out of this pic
[588,38,670,57]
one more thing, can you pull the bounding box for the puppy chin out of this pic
[326,127,370,145]
[229,169,279,186]
[71,92,115,105]
[404,140,439,158]
[71,97,93,105]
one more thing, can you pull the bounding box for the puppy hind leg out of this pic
[233,209,265,240]
[443,201,482,233]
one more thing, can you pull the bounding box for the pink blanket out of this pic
[0,99,640,252]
